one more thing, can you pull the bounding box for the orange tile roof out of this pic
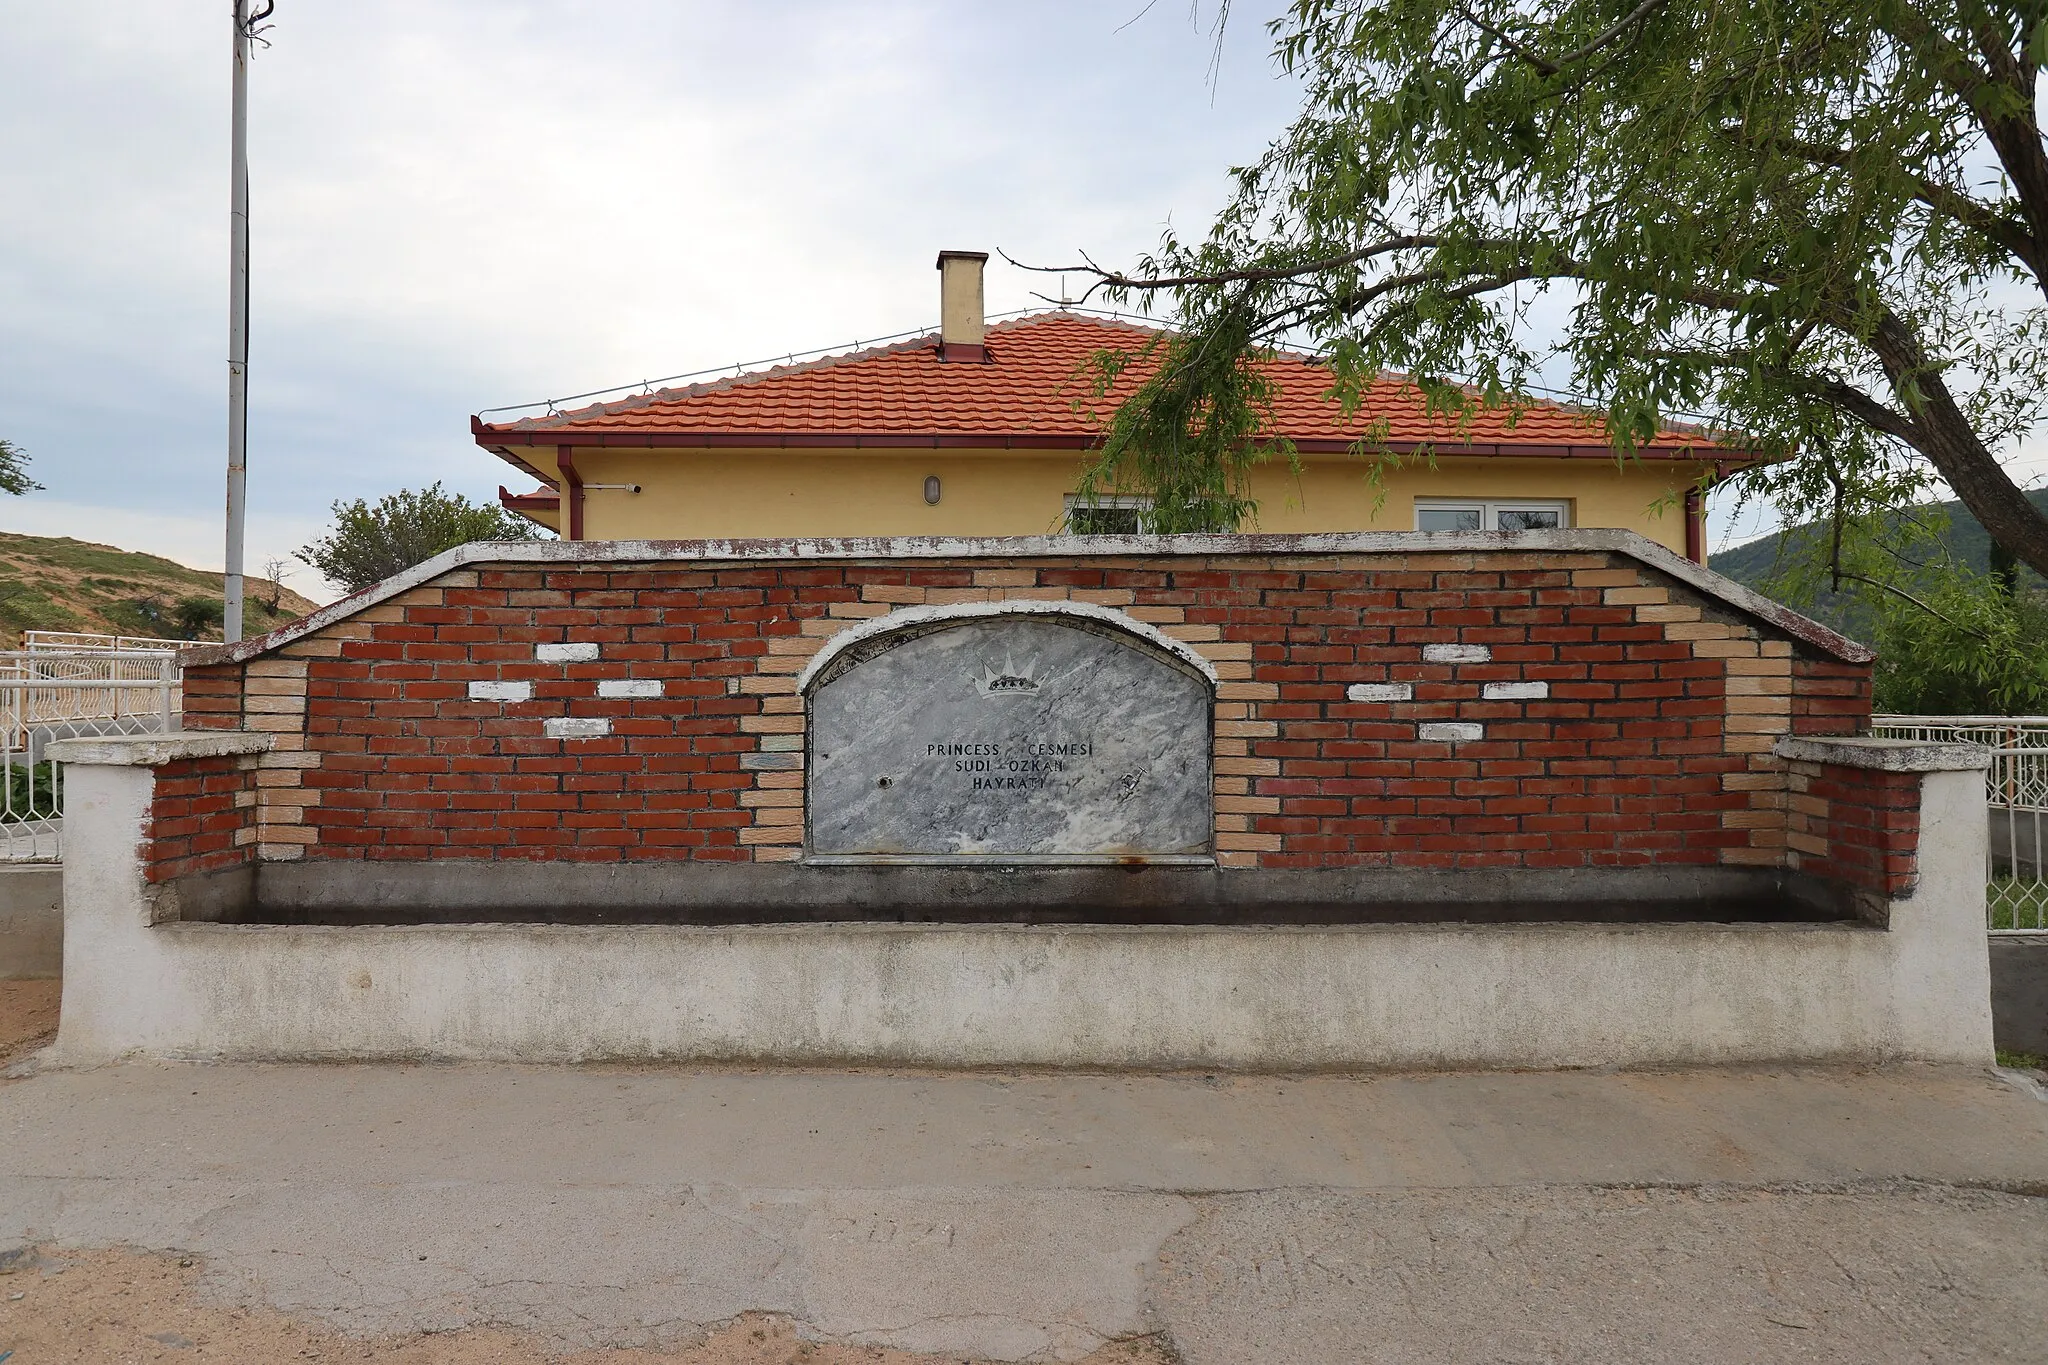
[475,312,1733,460]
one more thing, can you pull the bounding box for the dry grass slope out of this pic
[0,531,320,648]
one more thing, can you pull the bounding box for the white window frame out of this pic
[1414,498,1572,532]
[1062,494,1154,535]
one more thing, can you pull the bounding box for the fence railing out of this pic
[1870,715,2048,933]
[0,646,181,862]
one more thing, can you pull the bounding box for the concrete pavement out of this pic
[4,1061,2048,1362]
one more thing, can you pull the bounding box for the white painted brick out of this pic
[1422,644,1492,664]
[544,716,612,739]
[597,679,663,699]
[1481,681,1549,700]
[1418,722,1484,743]
[537,642,600,663]
[467,680,532,702]
[1346,682,1414,703]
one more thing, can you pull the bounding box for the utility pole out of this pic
[225,2,270,642]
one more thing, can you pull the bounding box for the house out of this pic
[475,251,1752,560]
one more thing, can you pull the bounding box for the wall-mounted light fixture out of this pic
[923,475,942,505]
[582,482,642,493]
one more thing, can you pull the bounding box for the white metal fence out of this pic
[1,645,181,862]
[1870,715,2048,932]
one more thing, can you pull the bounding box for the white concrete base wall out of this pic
[50,759,1998,1070]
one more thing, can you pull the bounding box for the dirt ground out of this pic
[0,1246,1175,1364]
[0,978,58,1068]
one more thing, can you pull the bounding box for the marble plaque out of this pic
[807,615,1213,861]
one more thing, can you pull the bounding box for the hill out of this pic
[0,531,319,649]
[1709,488,2048,631]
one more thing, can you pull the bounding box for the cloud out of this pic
[0,1,1298,603]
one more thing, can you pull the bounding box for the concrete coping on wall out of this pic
[795,598,1219,693]
[46,731,274,767]
[178,527,1875,668]
[1774,735,1991,773]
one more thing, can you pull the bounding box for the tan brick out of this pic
[740,714,805,734]
[1212,812,1248,833]
[1212,775,1249,796]
[994,587,1073,602]
[740,788,803,808]
[1069,589,1135,607]
[1218,681,1279,701]
[1786,830,1829,856]
[233,826,259,846]
[800,617,858,637]
[1725,656,1794,676]
[246,713,306,733]
[973,569,1038,587]
[1213,737,1248,758]
[1215,719,1279,738]
[752,845,804,862]
[860,585,927,604]
[827,600,893,619]
[1161,624,1223,643]
[925,587,993,605]
[1726,712,1793,734]
[233,789,257,809]
[1760,640,1793,657]
[1720,808,1785,829]
[1636,604,1703,624]
[1193,640,1254,661]
[246,660,309,681]
[1215,851,1259,869]
[761,695,803,714]
[1789,793,1829,818]
[254,768,303,788]
[1125,605,1186,624]
[739,674,798,694]
[1664,621,1740,641]
[1215,756,1280,777]
[243,692,305,715]
[1212,702,1250,721]
[1211,661,1254,680]
[1725,732,1778,753]
[1691,639,1761,659]
[739,825,803,845]
[257,843,307,861]
[281,637,344,659]
[256,823,317,845]
[744,805,804,828]
[1217,831,1283,852]
[1572,569,1640,588]
[1604,586,1670,606]
[764,634,823,656]
[1727,694,1793,715]
[1216,794,1281,815]
[754,654,807,675]
[755,770,804,790]
[1721,771,1786,791]
[257,750,323,769]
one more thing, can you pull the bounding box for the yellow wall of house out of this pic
[513,447,1706,555]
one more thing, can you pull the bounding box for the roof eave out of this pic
[468,420,1754,462]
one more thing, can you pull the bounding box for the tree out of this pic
[1041,0,2048,574]
[298,483,542,595]
[0,438,41,496]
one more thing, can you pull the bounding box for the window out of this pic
[1063,495,1153,535]
[1415,499,1571,532]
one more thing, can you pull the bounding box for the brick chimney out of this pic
[935,250,989,363]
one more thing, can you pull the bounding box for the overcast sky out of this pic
[1,3,2039,603]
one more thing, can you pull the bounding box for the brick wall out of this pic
[1782,759,1923,900]
[178,547,1868,872]
[145,752,262,884]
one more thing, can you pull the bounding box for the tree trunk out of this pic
[1871,313,2048,580]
